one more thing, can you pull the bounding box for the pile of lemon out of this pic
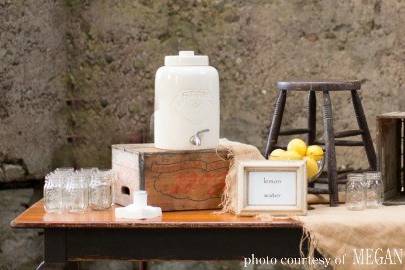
[269,138,324,181]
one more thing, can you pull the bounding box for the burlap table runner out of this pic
[299,204,405,270]
[218,139,405,269]
[218,138,265,213]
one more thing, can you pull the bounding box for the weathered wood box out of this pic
[377,112,405,205]
[112,144,229,211]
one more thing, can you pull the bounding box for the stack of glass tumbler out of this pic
[44,168,114,213]
[346,171,383,211]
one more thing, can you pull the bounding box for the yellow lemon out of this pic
[269,149,285,160]
[287,138,307,157]
[306,145,324,161]
[280,150,302,160]
[304,156,319,181]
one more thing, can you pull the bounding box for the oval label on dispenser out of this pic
[171,90,215,124]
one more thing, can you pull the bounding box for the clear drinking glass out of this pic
[65,173,88,213]
[346,173,366,210]
[79,168,97,209]
[55,170,74,212]
[44,174,63,213]
[365,171,383,208]
[89,170,112,210]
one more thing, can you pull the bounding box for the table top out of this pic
[11,200,301,229]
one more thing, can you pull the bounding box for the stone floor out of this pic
[0,188,303,270]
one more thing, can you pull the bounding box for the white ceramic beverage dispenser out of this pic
[154,51,220,150]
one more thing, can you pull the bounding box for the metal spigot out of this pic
[189,129,210,146]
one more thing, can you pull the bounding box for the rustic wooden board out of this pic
[377,112,405,119]
[377,115,403,201]
[112,144,229,211]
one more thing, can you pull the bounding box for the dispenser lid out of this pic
[165,51,209,66]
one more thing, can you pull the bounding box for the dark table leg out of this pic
[41,229,80,270]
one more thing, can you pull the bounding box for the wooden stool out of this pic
[264,80,377,206]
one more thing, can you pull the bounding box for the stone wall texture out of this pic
[1,0,404,269]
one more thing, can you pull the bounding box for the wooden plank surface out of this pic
[112,143,229,210]
[112,144,228,157]
[376,112,405,119]
[276,80,361,91]
[143,149,228,211]
[377,117,402,200]
[11,200,300,229]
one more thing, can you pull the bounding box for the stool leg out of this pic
[264,90,287,158]
[322,91,339,206]
[307,90,316,145]
[139,261,148,270]
[307,91,317,188]
[351,90,377,170]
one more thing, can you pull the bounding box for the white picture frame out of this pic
[236,160,307,216]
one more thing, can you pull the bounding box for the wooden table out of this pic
[11,200,305,270]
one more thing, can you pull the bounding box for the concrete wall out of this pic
[64,0,405,171]
[1,0,405,269]
[0,0,69,182]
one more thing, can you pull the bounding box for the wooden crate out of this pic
[377,112,405,205]
[112,144,229,211]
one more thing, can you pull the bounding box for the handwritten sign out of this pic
[236,160,307,216]
[247,171,297,206]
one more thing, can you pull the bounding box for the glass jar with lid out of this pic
[64,172,88,213]
[44,174,63,213]
[364,171,383,208]
[346,173,366,210]
[80,168,98,209]
[89,170,112,210]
